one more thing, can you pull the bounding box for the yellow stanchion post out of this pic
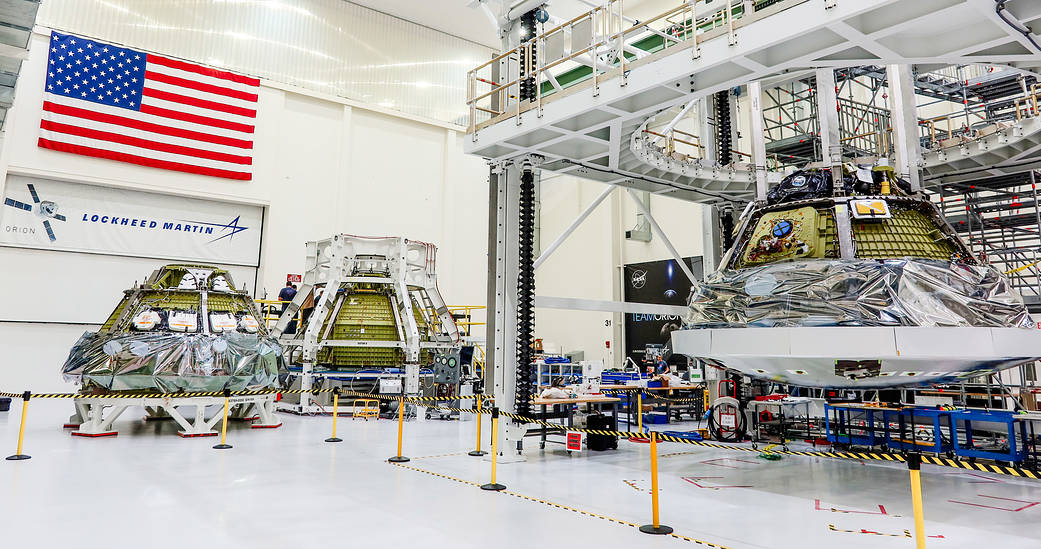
[213,389,233,450]
[6,391,32,461]
[908,454,927,549]
[388,396,410,462]
[469,394,487,457]
[639,431,673,535]
[481,407,506,491]
[326,387,343,443]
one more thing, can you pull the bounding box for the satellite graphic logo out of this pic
[180,215,249,243]
[631,269,647,289]
[3,183,66,241]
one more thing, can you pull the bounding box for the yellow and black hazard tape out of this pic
[6,385,1037,480]
[336,389,492,404]
[644,395,702,404]
[489,409,1041,479]
[599,387,701,404]
[389,461,731,548]
[0,387,492,402]
[410,451,468,461]
[828,524,911,538]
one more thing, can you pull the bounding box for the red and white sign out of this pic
[286,274,302,283]
[566,432,583,452]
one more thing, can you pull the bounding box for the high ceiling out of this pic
[348,0,667,50]
[0,0,39,128]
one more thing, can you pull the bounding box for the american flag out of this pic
[40,31,259,181]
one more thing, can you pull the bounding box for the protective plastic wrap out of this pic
[62,332,285,393]
[687,258,1033,329]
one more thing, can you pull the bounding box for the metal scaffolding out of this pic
[936,170,1041,311]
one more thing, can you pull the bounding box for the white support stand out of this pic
[66,394,281,438]
[488,160,535,463]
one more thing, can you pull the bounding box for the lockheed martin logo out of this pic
[631,269,647,289]
[180,215,249,243]
[3,183,66,242]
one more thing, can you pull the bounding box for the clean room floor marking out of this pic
[682,477,753,490]
[948,494,1040,512]
[814,498,891,515]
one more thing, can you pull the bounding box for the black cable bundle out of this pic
[720,209,735,250]
[715,90,731,165]
[514,167,537,419]
[519,10,538,102]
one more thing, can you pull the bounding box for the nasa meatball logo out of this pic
[791,175,807,187]
[631,269,647,289]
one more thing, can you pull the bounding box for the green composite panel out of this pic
[99,297,130,333]
[737,207,838,268]
[316,289,438,369]
[853,209,956,260]
[207,293,254,314]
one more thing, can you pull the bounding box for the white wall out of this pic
[0,31,489,391]
[0,27,706,391]
[37,0,493,126]
[535,174,705,368]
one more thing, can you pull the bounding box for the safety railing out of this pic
[920,112,986,148]
[466,0,783,134]
[255,298,302,330]
[920,84,1039,150]
[919,64,999,85]
[640,126,784,170]
[642,128,703,159]
[447,305,486,337]
[1014,84,1041,122]
[762,89,893,163]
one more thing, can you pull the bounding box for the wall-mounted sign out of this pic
[1,175,262,266]
[623,256,703,364]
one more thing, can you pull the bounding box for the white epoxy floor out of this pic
[1,400,1039,549]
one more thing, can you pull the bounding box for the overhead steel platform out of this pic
[923,115,1041,184]
[0,0,40,128]
[465,0,1041,204]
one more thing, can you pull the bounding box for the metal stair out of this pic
[466,0,1041,205]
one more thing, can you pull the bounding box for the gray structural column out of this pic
[748,80,768,200]
[887,64,923,192]
[697,97,717,165]
[815,68,843,188]
[486,159,532,461]
[816,68,856,259]
[701,204,722,276]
